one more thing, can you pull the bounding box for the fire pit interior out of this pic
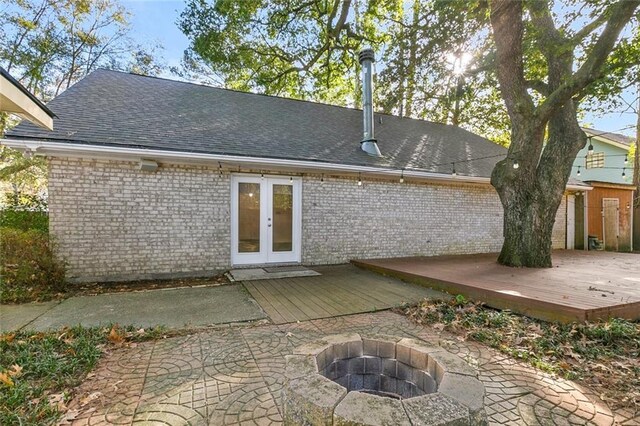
[283,334,487,425]
[318,338,436,399]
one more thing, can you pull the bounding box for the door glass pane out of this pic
[272,184,293,252]
[238,183,260,253]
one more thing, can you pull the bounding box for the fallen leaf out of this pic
[432,323,446,331]
[8,364,22,377]
[0,333,15,343]
[0,372,14,387]
[80,391,103,406]
[58,409,79,424]
[108,326,125,345]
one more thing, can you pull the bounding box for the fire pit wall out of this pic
[283,334,487,426]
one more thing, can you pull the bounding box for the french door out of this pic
[231,175,302,265]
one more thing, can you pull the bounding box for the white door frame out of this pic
[230,174,302,265]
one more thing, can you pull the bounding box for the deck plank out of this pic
[242,265,444,324]
[352,251,640,323]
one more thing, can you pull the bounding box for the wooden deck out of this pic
[242,265,444,324]
[353,251,640,323]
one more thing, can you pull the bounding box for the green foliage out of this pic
[0,0,166,108]
[0,325,175,425]
[0,227,66,303]
[178,0,511,142]
[0,327,106,425]
[0,191,48,232]
[0,147,47,199]
[403,298,640,411]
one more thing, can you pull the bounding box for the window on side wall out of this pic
[585,152,604,169]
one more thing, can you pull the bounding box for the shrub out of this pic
[0,192,48,233]
[0,228,66,303]
[0,210,48,233]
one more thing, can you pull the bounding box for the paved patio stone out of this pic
[65,311,636,425]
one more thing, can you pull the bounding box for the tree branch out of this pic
[570,9,609,44]
[489,0,535,119]
[526,79,549,96]
[536,0,640,124]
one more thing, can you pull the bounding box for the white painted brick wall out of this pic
[48,158,567,282]
[48,158,231,282]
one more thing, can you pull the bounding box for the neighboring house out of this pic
[0,67,55,130]
[570,127,635,251]
[1,58,587,282]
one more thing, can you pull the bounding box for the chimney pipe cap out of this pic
[358,48,375,64]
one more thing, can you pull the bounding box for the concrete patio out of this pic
[65,310,636,425]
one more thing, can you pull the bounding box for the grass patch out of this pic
[0,325,175,425]
[401,297,640,414]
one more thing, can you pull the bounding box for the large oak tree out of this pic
[489,0,639,266]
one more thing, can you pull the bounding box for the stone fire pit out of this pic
[283,333,486,425]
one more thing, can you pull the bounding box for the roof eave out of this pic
[0,138,592,191]
[0,69,55,130]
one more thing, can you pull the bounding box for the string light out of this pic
[218,162,223,177]
[320,174,324,184]
[290,176,293,182]
[451,162,457,177]
[512,160,519,169]
[400,169,404,183]
[576,166,581,177]
[587,137,594,156]
[357,173,362,186]
[624,155,628,165]
[261,172,264,179]
[622,168,626,179]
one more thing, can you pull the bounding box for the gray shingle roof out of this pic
[582,127,635,147]
[6,69,507,177]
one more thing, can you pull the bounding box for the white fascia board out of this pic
[587,133,633,151]
[1,138,592,191]
[0,75,53,130]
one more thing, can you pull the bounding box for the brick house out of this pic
[1,62,587,282]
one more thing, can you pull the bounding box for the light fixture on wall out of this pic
[139,159,158,172]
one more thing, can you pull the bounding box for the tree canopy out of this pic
[0,0,166,199]
[179,0,638,147]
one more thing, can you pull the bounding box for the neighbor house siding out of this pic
[48,157,231,282]
[49,158,567,282]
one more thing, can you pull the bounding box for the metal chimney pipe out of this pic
[358,47,381,157]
